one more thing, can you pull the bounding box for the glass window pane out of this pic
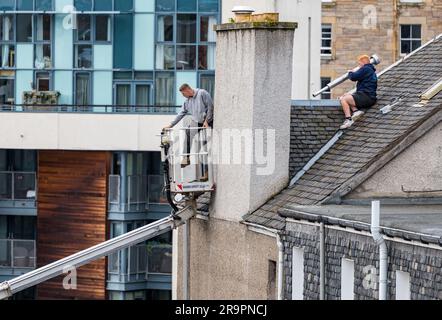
[200,74,214,99]
[114,14,133,68]
[200,16,217,42]
[134,71,153,80]
[156,44,175,69]
[96,15,111,41]
[94,0,113,11]
[136,85,150,106]
[113,71,132,79]
[177,14,196,43]
[36,15,51,41]
[412,25,421,38]
[0,0,14,10]
[198,45,215,70]
[34,44,52,69]
[36,72,51,91]
[116,84,131,105]
[75,73,90,105]
[401,40,411,54]
[156,0,175,11]
[75,44,92,68]
[0,78,15,104]
[17,15,33,42]
[411,40,421,51]
[157,15,173,42]
[155,72,175,106]
[76,15,91,41]
[75,0,92,11]
[198,0,218,12]
[178,0,196,11]
[0,45,15,68]
[115,0,133,11]
[177,45,196,69]
[18,0,33,10]
[0,15,14,41]
[401,25,410,39]
[36,0,52,10]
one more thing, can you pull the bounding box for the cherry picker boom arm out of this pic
[0,205,195,300]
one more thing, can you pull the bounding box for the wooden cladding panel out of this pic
[37,151,110,300]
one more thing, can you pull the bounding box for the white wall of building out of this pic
[0,113,176,151]
[221,0,322,99]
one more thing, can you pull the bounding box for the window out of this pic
[176,45,196,69]
[400,24,421,55]
[95,15,111,42]
[95,0,113,11]
[198,45,215,70]
[199,0,218,12]
[114,0,133,11]
[292,247,304,300]
[341,258,355,300]
[267,260,277,300]
[0,14,14,44]
[75,0,92,11]
[157,15,174,42]
[178,0,196,11]
[156,0,175,11]
[18,0,34,10]
[35,0,52,11]
[36,72,51,91]
[200,16,217,42]
[75,73,91,105]
[177,14,196,43]
[0,45,15,68]
[35,15,52,69]
[155,72,175,106]
[76,15,92,41]
[320,77,331,99]
[17,14,33,42]
[396,271,411,300]
[199,74,214,99]
[0,77,15,104]
[0,0,14,10]
[75,44,92,68]
[321,24,332,56]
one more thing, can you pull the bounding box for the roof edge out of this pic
[279,207,442,247]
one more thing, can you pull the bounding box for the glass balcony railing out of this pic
[0,239,36,270]
[108,243,172,283]
[108,174,167,212]
[0,172,36,201]
[0,104,179,114]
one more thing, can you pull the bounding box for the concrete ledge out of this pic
[215,22,297,32]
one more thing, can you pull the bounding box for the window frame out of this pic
[321,23,332,57]
[400,24,422,56]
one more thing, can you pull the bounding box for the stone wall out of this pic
[322,0,442,98]
[283,222,442,300]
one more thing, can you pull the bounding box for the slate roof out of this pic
[289,104,343,178]
[243,34,442,231]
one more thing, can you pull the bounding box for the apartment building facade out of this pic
[0,0,220,300]
[320,0,442,98]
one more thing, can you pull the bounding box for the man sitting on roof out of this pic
[339,54,378,129]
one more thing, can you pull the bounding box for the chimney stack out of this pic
[211,18,297,222]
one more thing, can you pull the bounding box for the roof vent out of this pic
[420,78,442,101]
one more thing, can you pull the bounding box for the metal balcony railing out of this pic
[108,243,172,282]
[108,174,167,211]
[0,104,179,114]
[0,172,37,201]
[0,239,36,270]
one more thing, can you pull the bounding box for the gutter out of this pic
[371,201,388,300]
[276,234,284,300]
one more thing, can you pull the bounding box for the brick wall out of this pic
[283,222,442,300]
[321,0,442,98]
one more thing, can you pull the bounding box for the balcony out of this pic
[108,174,168,213]
[108,243,172,284]
[0,104,179,114]
[0,239,36,271]
[0,172,37,209]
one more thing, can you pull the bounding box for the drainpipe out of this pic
[371,200,388,300]
[276,234,284,300]
[120,152,127,212]
[319,222,325,300]
[182,221,189,300]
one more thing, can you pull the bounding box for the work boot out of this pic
[181,156,190,168]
